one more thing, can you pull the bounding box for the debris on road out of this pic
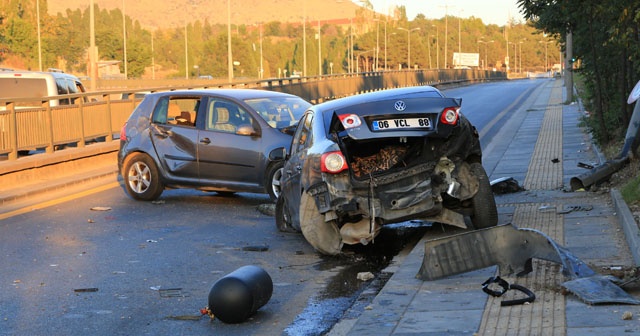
[90,206,111,211]
[490,177,525,194]
[417,224,640,305]
[208,265,273,323]
[357,272,375,281]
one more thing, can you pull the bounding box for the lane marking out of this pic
[0,181,120,220]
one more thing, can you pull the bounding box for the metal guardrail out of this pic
[0,69,506,161]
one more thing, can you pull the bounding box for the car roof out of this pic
[144,88,303,100]
[312,86,444,112]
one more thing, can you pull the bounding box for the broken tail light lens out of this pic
[440,107,459,125]
[119,122,127,140]
[338,114,362,129]
[321,151,348,173]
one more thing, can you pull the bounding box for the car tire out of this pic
[299,191,343,255]
[266,161,284,202]
[122,153,164,201]
[469,162,498,229]
[275,195,298,233]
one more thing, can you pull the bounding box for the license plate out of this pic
[372,118,431,131]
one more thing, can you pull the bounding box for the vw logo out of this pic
[394,101,406,111]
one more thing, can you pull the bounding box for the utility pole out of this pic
[564,31,574,104]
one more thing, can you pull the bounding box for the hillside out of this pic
[47,0,366,29]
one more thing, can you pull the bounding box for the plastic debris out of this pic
[90,206,111,211]
[357,272,375,281]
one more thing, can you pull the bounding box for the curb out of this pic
[612,188,640,266]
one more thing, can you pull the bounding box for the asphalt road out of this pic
[0,79,547,336]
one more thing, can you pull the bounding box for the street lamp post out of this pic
[398,27,420,69]
[227,0,233,82]
[36,0,42,71]
[317,20,321,76]
[303,1,307,76]
[477,40,494,70]
[539,40,553,73]
[432,25,439,69]
[122,0,128,79]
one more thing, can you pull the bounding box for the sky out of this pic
[363,0,525,25]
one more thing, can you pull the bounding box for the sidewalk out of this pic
[339,79,640,335]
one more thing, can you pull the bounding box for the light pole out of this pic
[398,27,420,69]
[259,23,263,79]
[122,0,128,79]
[303,0,307,77]
[373,18,380,71]
[477,40,494,69]
[432,25,439,69]
[151,31,155,80]
[36,0,42,71]
[384,19,387,70]
[184,23,188,79]
[227,0,233,82]
[539,40,553,73]
[317,20,321,76]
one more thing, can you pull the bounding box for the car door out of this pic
[149,96,200,180]
[197,97,263,188]
[281,111,314,227]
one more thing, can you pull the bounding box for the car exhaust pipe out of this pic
[569,83,640,191]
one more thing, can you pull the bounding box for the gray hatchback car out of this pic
[118,89,311,201]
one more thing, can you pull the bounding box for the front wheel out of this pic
[469,162,498,229]
[266,161,284,202]
[299,192,343,255]
[122,153,164,201]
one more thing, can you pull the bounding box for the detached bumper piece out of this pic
[417,224,640,305]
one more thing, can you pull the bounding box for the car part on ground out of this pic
[277,86,498,255]
[418,223,640,305]
[118,89,311,201]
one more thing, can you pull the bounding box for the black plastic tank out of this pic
[207,265,273,323]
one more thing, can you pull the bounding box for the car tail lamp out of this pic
[119,122,127,140]
[440,107,459,125]
[321,151,348,173]
[338,114,362,129]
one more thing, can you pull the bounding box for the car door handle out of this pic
[155,129,171,138]
[200,138,211,144]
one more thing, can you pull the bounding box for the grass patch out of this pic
[621,173,640,206]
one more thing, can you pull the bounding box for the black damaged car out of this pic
[275,86,497,255]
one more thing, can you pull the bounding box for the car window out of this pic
[152,97,200,127]
[244,97,311,129]
[291,111,313,154]
[205,99,254,134]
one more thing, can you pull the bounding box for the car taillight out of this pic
[321,151,348,173]
[338,114,362,129]
[119,122,127,140]
[440,107,459,125]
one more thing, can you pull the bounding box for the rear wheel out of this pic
[275,195,298,233]
[122,153,164,201]
[469,162,498,229]
[299,192,343,255]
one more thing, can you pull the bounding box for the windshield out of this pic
[244,97,311,129]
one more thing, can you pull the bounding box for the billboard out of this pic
[453,53,480,67]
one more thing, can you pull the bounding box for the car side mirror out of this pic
[269,147,287,161]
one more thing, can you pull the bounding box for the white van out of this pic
[0,69,87,106]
